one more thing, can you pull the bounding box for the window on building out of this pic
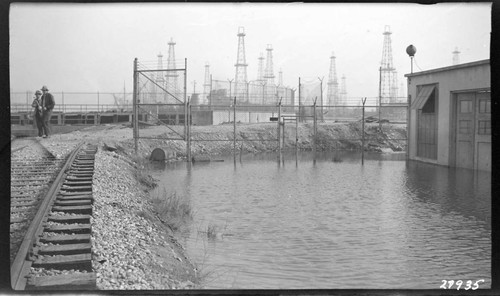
[417,86,438,160]
[478,120,491,135]
[421,90,436,113]
[479,99,491,113]
[460,100,473,113]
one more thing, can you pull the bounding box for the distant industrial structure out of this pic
[202,63,211,105]
[380,25,399,104]
[257,53,265,83]
[327,52,339,106]
[166,38,180,102]
[234,27,248,102]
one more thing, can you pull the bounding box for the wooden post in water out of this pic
[282,119,286,151]
[361,97,367,165]
[296,113,299,166]
[233,96,237,157]
[187,97,191,162]
[277,99,282,159]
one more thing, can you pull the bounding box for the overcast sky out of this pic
[10,2,491,104]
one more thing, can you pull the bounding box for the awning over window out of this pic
[412,85,435,110]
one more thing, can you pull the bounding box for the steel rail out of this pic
[11,145,29,154]
[10,142,85,290]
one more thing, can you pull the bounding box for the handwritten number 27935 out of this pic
[440,279,484,290]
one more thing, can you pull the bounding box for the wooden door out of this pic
[475,92,491,171]
[456,93,475,169]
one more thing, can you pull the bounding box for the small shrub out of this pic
[135,169,157,189]
[150,189,193,232]
[136,210,156,223]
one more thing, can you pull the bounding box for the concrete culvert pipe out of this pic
[150,148,166,161]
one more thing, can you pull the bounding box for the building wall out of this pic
[407,61,490,167]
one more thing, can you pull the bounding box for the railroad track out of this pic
[11,142,98,290]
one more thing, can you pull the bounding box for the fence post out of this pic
[209,74,213,106]
[246,82,250,104]
[282,117,286,151]
[278,99,282,158]
[295,110,299,166]
[184,58,188,139]
[298,77,301,123]
[378,67,382,131]
[133,58,139,155]
[97,91,99,119]
[187,97,191,162]
[407,94,411,160]
[233,96,237,156]
[61,91,65,114]
[313,98,317,163]
[362,97,367,165]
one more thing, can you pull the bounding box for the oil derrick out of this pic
[380,25,398,104]
[234,27,248,103]
[166,38,179,102]
[340,74,347,105]
[154,52,165,103]
[257,53,265,82]
[326,52,339,107]
[263,44,275,104]
[278,68,283,86]
[452,47,460,65]
[203,62,210,105]
[264,44,275,86]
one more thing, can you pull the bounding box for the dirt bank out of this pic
[113,121,407,160]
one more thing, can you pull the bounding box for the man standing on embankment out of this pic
[40,85,55,138]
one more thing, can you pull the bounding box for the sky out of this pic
[9,2,491,105]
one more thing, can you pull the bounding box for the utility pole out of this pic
[228,78,234,121]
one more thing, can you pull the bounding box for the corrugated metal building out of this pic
[405,59,491,171]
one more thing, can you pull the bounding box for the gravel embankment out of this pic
[91,149,197,289]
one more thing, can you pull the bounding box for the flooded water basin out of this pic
[151,151,491,289]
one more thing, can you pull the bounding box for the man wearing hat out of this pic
[31,90,44,137]
[40,85,55,138]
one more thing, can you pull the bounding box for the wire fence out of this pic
[132,101,408,156]
[10,91,133,113]
[201,79,295,106]
[177,103,408,160]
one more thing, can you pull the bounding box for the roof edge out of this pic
[404,59,490,78]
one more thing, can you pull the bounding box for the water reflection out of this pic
[404,161,490,225]
[151,151,491,289]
